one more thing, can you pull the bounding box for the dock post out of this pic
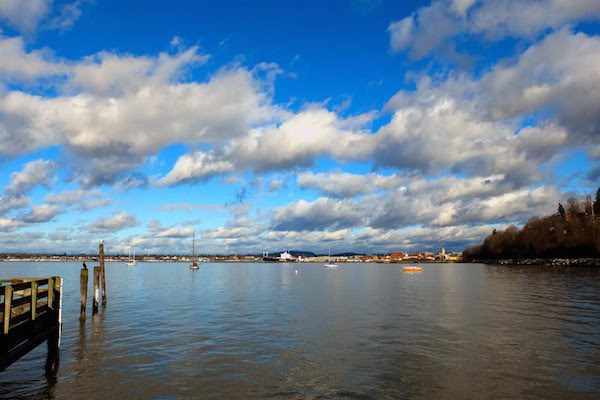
[80,268,88,321]
[99,241,107,306]
[3,286,12,334]
[31,281,38,320]
[47,278,54,310]
[93,267,100,314]
[46,277,62,374]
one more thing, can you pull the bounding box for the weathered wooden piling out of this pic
[93,267,100,314]
[99,241,107,306]
[46,277,62,373]
[80,268,88,321]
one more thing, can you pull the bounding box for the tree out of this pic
[566,197,581,218]
[594,187,600,215]
[558,203,566,220]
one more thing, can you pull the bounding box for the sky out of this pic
[0,0,599,255]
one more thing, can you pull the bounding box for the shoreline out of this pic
[473,258,600,267]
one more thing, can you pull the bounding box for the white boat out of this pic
[126,247,137,266]
[324,246,338,269]
[190,231,200,270]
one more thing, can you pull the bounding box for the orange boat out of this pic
[403,266,422,272]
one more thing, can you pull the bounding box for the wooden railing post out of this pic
[80,269,88,321]
[93,267,100,314]
[31,281,38,321]
[3,286,12,334]
[47,278,54,310]
[100,241,107,306]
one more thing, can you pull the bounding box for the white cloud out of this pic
[450,0,476,16]
[0,0,50,34]
[46,188,101,204]
[0,216,22,231]
[221,108,375,172]
[298,171,404,197]
[0,195,30,215]
[0,36,66,82]
[86,211,139,233]
[388,16,415,52]
[45,188,111,210]
[271,197,364,231]
[388,0,600,58]
[158,152,234,186]
[20,204,61,223]
[4,159,55,195]
[47,0,84,32]
[156,226,195,238]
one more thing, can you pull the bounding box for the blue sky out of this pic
[0,0,599,255]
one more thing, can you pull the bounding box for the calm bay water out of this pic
[0,262,598,399]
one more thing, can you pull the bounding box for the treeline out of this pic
[463,188,600,261]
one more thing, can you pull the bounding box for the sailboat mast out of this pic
[192,231,195,260]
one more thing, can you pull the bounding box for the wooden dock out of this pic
[0,277,62,372]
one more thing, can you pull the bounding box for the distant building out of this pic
[279,251,293,261]
[389,251,408,262]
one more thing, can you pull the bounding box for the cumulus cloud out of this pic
[86,211,139,233]
[4,159,56,195]
[271,197,364,231]
[271,177,559,233]
[389,0,600,58]
[0,0,50,34]
[0,216,22,231]
[0,195,30,215]
[298,171,404,197]
[158,108,376,183]
[479,30,600,143]
[156,226,195,238]
[0,40,281,186]
[20,204,61,223]
[46,0,84,32]
[158,152,234,186]
[0,36,66,82]
[46,188,111,210]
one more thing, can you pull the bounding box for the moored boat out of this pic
[190,232,200,270]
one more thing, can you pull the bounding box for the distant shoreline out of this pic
[474,258,600,267]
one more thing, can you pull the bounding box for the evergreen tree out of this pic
[558,203,566,220]
[594,187,600,215]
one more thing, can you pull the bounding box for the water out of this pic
[0,262,599,399]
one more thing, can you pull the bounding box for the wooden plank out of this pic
[47,278,54,310]
[11,295,32,308]
[36,289,48,300]
[10,312,31,326]
[3,286,12,334]
[30,282,37,321]
[10,281,32,292]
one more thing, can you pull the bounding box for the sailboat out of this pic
[126,247,137,266]
[324,245,338,269]
[190,231,200,270]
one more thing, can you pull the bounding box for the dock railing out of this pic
[0,277,62,372]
